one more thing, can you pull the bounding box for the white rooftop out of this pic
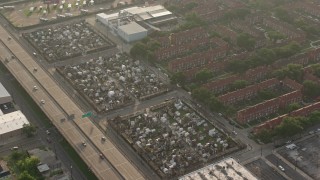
[0,110,30,135]
[123,5,171,21]
[0,83,10,99]
[179,158,257,180]
[118,22,147,34]
[37,164,50,173]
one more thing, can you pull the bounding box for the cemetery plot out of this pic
[57,53,168,112]
[23,20,114,62]
[110,99,239,178]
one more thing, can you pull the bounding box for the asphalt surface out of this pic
[266,154,307,180]
[245,159,286,180]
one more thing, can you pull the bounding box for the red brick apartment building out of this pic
[253,101,320,134]
[203,75,240,94]
[263,17,306,43]
[291,1,320,18]
[244,66,271,83]
[155,38,210,61]
[202,65,271,94]
[182,60,228,80]
[272,47,320,69]
[237,90,302,124]
[212,25,238,44]
[156,27,207,48]
[168,46,228,72]
[218,78,280,106]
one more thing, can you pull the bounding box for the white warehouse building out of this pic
[0,110,30,141]
[117,22,148,42]
[96,5,176,42]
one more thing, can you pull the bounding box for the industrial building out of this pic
[117,22,148,42]
[96,5,176,42]
[0,83,12,105]
[0,110,30,140]
[179,158,257,180]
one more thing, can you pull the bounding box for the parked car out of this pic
[309,131,315,135]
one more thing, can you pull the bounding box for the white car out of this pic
[278,165,285,172]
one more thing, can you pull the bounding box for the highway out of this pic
[0,23,144,179]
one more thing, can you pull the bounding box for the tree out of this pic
[308,110,320,125]
[237,33,256,50]
[208,95,224,111]
[311,64,320,78]
[258,89,276,100]
[130,42,147,58]
[286,103,301,113]
[273,64,303,81]
[18,171,36,180]
[231,80,249,90]
[184,2,198,11]
[256,129,273,143]
[195,69,212,83]
[275,117,304,138]
[273,42,301,59]
[256,48,276,63]
[286,64,303,82]
[274,7,293,24]
[17,156,41,178]
[303,80,320,98]
[268,31,286,41]
[170,72,186,85]
[22,124,36,137]
[191,87,211,102]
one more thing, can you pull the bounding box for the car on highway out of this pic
[11,146,18,151]
[278,165,285,172]
[99,153,104,159]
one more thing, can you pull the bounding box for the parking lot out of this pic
[278,135,320,179]
[245,158,286,180]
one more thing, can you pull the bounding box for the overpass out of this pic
[0,24,144,180]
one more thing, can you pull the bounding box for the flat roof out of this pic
[124,5,164,15]
[179,157,257,180]
[118,22,147,34]
[37,164,50,173]
[0,83,10,100]
[0,110,29,135]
